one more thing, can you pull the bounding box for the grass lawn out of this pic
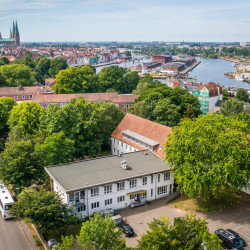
[168,191,248,212]
[44,221,84,242]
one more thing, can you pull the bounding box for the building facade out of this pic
[45,150,174,220]
[192,82,222,115]
[0,21,20,47]
[111,113,172,159]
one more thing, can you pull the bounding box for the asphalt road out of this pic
[0,216,31,250]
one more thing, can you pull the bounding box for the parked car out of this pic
[226,229,248,247]
[119,223,134,237]
[48,239,58,249]
[215,229,243,250]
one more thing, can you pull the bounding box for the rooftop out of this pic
[45,150,170,192]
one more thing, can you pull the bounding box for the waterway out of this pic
[188,58,250,89]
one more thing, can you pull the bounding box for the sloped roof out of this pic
[112,94,139,103]
[0,86,43,96]
[111,113,172,159]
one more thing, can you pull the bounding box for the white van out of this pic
[0,184,14,219]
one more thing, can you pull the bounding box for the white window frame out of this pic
[151,175,153,183]
[142,177,147,186]
[157,185,168,195]
[91,187,99,197]
[130,179,137,188]
[117,181,125,191]
[91,202,100,209]
[104,184,112,194]
[14,96,18,100]
[117,195,125,203]
[105,198,112,206]
[158,174,160,182]
[164,171,170,181]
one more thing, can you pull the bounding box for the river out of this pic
[188,58,250,89]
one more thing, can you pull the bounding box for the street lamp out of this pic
[125,202,128,223]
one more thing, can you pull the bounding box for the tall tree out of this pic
[0,64,36,87]
[77,213,125,250]
[0,97,17,135]
[54,65,99,94]
[164,114,250,200]
[11,188,75,233]
[236,88,249,102]
[48,57,68,77]
[8,101,45,134]
[35,57,51,76]
[121,71,140,93]
[0,57,10,66]
[220,98,245,117]
[138,214,221,250]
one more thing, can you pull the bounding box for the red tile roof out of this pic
[0,86,43,96]
[111,113,172,159]
[112,94,139,103]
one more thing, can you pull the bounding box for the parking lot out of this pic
[118,197,250,249]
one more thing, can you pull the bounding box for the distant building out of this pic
[45,150,174,220]
[192,82,222,115]
[111,113,172,159]
[0,21,20,47]
[152,53,172,64]
[162,62,185,72]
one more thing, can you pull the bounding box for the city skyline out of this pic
[0,0,250,42]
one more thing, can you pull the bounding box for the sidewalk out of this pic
[18,219,40,250]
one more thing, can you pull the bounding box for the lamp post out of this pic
[125,202,128,223]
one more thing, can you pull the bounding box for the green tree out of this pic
[97,102,124,149]
[54,65,99,94]
[132,82,153,95]
[138,214,221,250]
[77,213,125,250]
[164,114,250,200]
[121,71,140,93]
[35,131,75,166]
[220,98,245,117]
[35,57,51,76]
[48,57,68,77]
[11,188,75,233]
[236,88,249,102]
[39,97,102,158]
[184,104,196,119]
[55,236,75,250]
[0,64,36,87]
[99,66,125,92]
[8,101,45,134]
[0,57,10,66]
[222,89,230,101]
[0,126,42,188]
[0,97,17,135]
[128,100,148,119]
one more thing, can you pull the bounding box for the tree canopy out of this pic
[129,85,201,127]
[11,188,75,233]
[138,213,221,250]
[164,113,250,200]
[236,88,249,102]
[0,64,36,87]
[77,213,125,250]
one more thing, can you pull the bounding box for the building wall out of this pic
[111,136,139,155]
[208,95,222,113]
[53,171,174,219]
[0,94,34,103]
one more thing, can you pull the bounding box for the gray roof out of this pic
[45,150,170,192]
[122,129,159,147]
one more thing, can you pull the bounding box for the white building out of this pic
[111,113,172,159]
[45,150,174,220]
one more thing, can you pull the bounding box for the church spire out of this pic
[0,32,2,40]
[12,21,16,36]
[15,20,19,35]
[10,28,12,39]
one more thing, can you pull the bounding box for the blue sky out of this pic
[0,0,250,42]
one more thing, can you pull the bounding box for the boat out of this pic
[232,62,235,67]
[235,75,244,81]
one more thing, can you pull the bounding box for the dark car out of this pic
[120,223,134,237]
[227,229,248,247]
[48,239,58,249]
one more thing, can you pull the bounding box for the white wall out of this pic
[111,137,139,155]
[52,172,174,219]
[208,94,222,113]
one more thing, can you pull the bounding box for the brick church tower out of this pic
[11,21,20,46]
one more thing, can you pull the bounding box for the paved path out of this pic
[118,197,250,249]
[0,216,32,250]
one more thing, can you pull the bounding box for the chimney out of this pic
[18,85,23,90]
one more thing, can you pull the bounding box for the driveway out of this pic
[118,196,250,249]
[0,216,31,250]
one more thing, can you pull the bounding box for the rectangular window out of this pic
[118,141,119,145]
[117,195,125,203]
[29,94,33,99]
[157,186,168,195]
[14,96,18,100]
[91,187,99,197]
[126,104,129,108]
[141,193,147,199]
[130,147,132,151]
[105,199,112,206]
[151,175,154,183]
[121,142,123,147]
[117,181,125,191]
[104,184,112,194]
[80,190,85,199]
[60,103,63,107]
[113,148,115,152]
[151,188,153,197]
[125,145,127,149]
[142,177,147,186]
[22,95,25,99]
[77,205,86,212]
[164,171,170,181]
[113,138,115,143]
[122,104,125,109]
[158,174,160,182]
[130,179,137,188]
[91,202,100,209]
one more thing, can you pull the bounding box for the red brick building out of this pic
[152,54,172,64]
